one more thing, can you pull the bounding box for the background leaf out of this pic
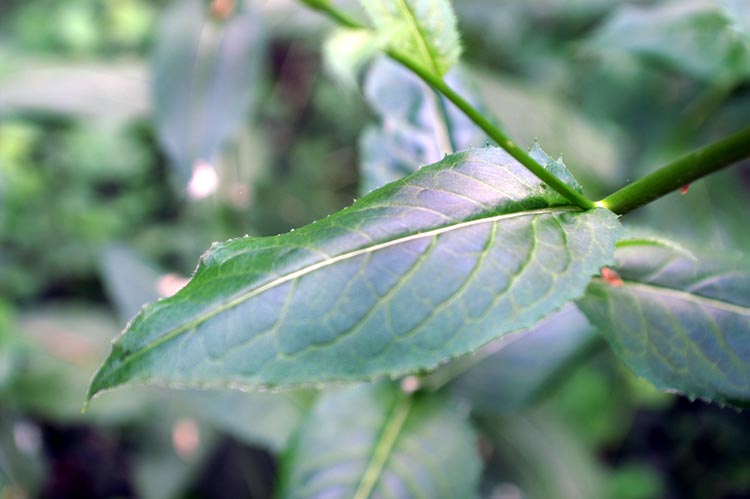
[587,0,750,82]
[278,382,480,499]
[153,0,264,185]
[99,244,162,322]
[361,0,462,76]
[446,303,601,413]
[479,411,607,499]
[720,0,750,40]
[3,305,153,422]
[323,27,379,88]
[0,61,148,124]
[470,68,625,198]
[88,147,621,399]
[359,57,486,193]
[577,238,750,405]
[97,244,313,451]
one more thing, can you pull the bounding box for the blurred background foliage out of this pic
[0,0,748,498]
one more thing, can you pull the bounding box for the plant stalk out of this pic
[296,0,596,210]
[598,127,750,215]
[298,0,364,30]
[297,1,750,215]
[385,51,595,210]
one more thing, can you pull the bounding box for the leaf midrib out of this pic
[96,206,578,387]
[394,0,442,75]
[352,394,412,499]
[597,278,750,315]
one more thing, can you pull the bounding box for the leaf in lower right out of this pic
[577,238,750,406]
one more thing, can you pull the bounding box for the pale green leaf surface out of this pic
[0,61,148,124]
[720,0,750,40]
[323,28,379,88]
[359,57,486,193]
[481,411,606,499]
[448,303,599,413]
[278,383,479,499]
[153,0,264,183]
[577,238,750,404]
[99,245,162,322]
[588,0,750,81]
[88,147,620,400]
[361,0,461,76]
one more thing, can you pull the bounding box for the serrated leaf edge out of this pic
[89,205,583,400]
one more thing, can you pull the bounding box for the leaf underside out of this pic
[589,1,750,81]
[359,57,486,194]
[577,239,750,405]
[88,147,620,400]
[278,383,479,499]
[450,303,599,413]
[153,0,263,183]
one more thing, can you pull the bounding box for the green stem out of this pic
[386,50,595,210]
[598,127,750,215]
[296,0,595,210]
[298,0,364,29]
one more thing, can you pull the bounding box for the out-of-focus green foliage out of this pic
[0,121,160,300]
[2,0,156,55]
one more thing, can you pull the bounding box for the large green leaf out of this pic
[87,147,620,400]
[359,57,486,194]
[277,383,480,499]
[153,0,264,184]
[361,0,462,76]
[577,238,750,405]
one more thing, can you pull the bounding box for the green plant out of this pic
[85,1,749,497]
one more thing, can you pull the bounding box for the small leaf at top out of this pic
[277,382,480,499]
[361,0,462,76]
[577,238,750,405]
[87,147,620,401]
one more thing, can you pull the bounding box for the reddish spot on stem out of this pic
[601,267,623,287]
[680,184,690,195]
